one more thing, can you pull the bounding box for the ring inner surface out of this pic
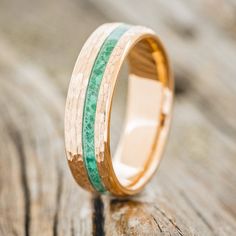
[111,37,170,189]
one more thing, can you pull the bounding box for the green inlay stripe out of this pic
[82,24,130,192]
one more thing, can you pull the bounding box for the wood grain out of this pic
[0,0,235,235]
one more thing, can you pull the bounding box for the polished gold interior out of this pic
[111,37,172,188]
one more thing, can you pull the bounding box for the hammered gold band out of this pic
[64,23,174,196]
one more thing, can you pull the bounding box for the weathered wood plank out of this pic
[0,0,235,235]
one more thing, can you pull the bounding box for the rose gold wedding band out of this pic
[64,23,174,196]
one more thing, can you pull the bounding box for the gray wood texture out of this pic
[0,0,235,235]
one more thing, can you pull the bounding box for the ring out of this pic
[65,23,174,196]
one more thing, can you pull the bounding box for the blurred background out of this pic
[0,0,236,235]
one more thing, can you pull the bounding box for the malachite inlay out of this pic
[82,24,130,192]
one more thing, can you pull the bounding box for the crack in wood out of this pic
[167,20,197,40]
[9,129,31,236]
[155,206,184,236]
[92,196,105,236]
[53,170,63,236]
[70,219,75,236]
[174,69,192,96]
[151,214,163,233]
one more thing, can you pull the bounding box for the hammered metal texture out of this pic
[65,23,120,192]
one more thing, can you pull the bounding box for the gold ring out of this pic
[64,23,174,196]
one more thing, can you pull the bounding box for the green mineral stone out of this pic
[82,24,130,193]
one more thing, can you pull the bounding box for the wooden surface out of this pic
[0,0,236,235]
